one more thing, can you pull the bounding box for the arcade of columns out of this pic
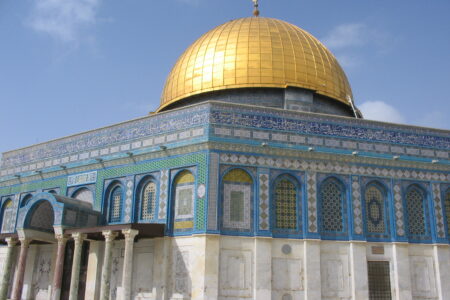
[0,229,139,300]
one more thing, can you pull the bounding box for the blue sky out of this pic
[1,0,449,155]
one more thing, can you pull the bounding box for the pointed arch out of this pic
[104,181,124,223]
[272,174,300,231]
[364,181,388,235]
[136,175,158,222]
[173,170,195,221]
[1,199,14,233]
[25,200,54,232]
[405,184,427,238]
[20,194,33,208]
[319,177,346,234]
[72,187,94,205]
[221,168,254,231]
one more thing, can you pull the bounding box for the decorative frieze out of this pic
[219,153,448,182]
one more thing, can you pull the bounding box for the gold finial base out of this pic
[252,0,259,17]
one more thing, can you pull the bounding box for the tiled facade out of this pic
[0,102,447,244]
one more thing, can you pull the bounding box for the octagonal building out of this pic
[0,15,449,300]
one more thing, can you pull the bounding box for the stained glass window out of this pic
[275,178,297,230]
[320,178,343,232]
[110,186,123,223]
[365,184,385,233]
[141,181,156,220]
[1,200,13,233]
[445,191,450,235]
[406,187,426,236]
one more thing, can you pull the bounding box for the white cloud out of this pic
[28,0,101,43]
[359,101,405,124]
[418,110,448,129]
[322,23,367,49]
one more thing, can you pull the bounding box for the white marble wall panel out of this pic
[132,240,154,300]
[31,245,53,300]
[320,243,351,300]
[219,249,253,298]
[409,255,438,299]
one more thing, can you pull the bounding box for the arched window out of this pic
[72,188,94,205]
[173,171,195,222]
[141,181,157,221]
[21,194,33,207]
[274,176,298,230]
[365,183,386,234]
[445,190,450,235]
[222,169,253,231]
[1,199,14,233]
[320,178,344,233]
[109,186,123,223]
[405,186,426,237]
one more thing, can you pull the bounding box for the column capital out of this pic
[5,237,18,247]
[102,230,118,242]
[19,237,31,247]
[55,233,69,244]
[71,232,87,243]
[122,229,139,241]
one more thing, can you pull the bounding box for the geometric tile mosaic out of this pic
[124,178,133,223]
[306,172,318,233]
[158,169,169,220]
[393,182,405,237]
[207,153,219,231]
[432,183,445,238]
[258,170,269,230]
[219,153,449,182]
[351,176,363,235]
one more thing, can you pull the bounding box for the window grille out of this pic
[275,179,297,230]
[141,182,156,220]
[406,187,426,236]
[365,185,385,233]
[368,261,392,300]
[110,187,122,223]
[320,179,343,232]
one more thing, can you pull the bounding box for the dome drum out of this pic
[162,86,357,117]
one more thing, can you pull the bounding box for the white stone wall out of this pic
[1,236,444,300]
[118,236,449,300]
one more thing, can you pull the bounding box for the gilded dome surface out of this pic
[159,17,353,112]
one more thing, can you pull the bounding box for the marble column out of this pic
[68,233,87,300]
[51,234,68,300]
[11,238,30,300]
[99,230,118,300]
[0,238,18,300]
[121,229,138,300]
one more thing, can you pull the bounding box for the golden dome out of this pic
[158,17,352,112]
